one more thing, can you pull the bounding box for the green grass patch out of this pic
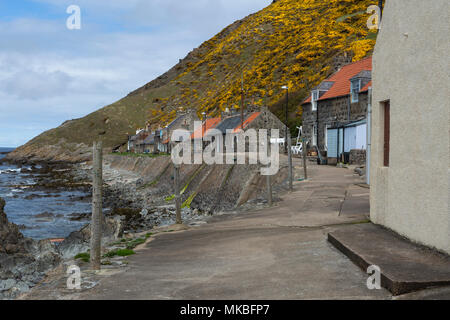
[126,238,146,249]
[103,249,135,258]
[74,252,90,263]
[165,194,175,201]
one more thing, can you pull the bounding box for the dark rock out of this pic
[34,212,54,219]
[68,212,90,221]
[58,216,124,260]
[0,197,61,299]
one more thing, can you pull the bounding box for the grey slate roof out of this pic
[313,81,335,91]
[351,70,372,80]
[142,134,155,145]
[215,115,246,134]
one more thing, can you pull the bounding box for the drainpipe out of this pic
[378,0,383,21]
[316,101,320,164]
[366,87,372,185]
[347,95,351,122]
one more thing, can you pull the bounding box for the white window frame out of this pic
[351,79,361,103]
[311,90,319,111]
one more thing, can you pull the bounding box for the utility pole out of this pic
[285,89,289,154]
[287,132,293,192]
[302,137,308,180]
[90,141,103,270]
[174,164,182,224]
[281,86,289,154]
[241,72,245,130]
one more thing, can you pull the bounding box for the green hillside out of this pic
[8,0,377,162]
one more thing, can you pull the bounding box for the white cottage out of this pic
[370,0,450,254]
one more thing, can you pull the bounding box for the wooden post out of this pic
[287,132,293,192]
[90,141,103,270]
[174,164,182,224]
[302,138,308,180]
[266,173,273,206]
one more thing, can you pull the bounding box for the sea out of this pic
[0,147,91,240]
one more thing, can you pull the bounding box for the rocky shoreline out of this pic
[0,153,290,299]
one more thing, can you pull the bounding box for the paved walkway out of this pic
[24,164,394,300]
[84,164,391,299]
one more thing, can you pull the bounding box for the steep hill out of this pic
[8,0,377,162]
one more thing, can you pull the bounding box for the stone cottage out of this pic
[301,57,372,163]
[370,0,449,254]
[159,109,199,153]
[213,106,288,154]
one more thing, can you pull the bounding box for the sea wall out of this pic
[103,154,289,214]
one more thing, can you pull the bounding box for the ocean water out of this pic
[0,148,91,240]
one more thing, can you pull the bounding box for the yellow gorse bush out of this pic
[148,0,377,126]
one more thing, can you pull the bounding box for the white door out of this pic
[312,125,317,146]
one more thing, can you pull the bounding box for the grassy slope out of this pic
[9,0,377,161]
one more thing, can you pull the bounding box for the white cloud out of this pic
[0,0,270,146]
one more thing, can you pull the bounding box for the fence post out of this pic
[266,173,273,206]
[90,141,103,270]
[174,164,182,224]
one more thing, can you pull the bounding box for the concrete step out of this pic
[328,223,450,295]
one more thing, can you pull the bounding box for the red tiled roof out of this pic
[191,117,222,139]
[232,112,261,133]
[302,57,372,104]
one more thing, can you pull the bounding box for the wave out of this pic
[0,168,21,174]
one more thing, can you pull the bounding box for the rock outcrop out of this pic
[0,198,61,300]
[0,198,29,255]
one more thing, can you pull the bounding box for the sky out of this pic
[0,0,269,147]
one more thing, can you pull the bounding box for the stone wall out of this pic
[349,149,366,165]
[247,108,288,139]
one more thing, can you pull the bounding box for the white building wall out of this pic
[371,0,450,253]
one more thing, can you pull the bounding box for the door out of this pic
[312,124,317,146]
[344,126,356,152]
[383,101,390,166]
[327,128,338,158]
[338,128,344,159]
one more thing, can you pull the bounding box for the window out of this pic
[351,79,361,103]
[383,101,390,167]
[311,90,319,111]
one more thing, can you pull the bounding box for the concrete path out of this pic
[58,164,391,300]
